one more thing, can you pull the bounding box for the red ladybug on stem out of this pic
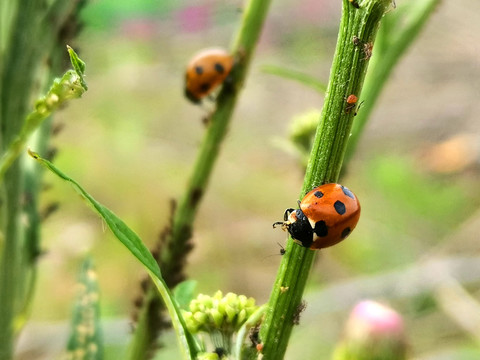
[184,48,234,104]
[273,183,361,249]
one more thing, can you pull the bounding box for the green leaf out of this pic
[67,45,88,90]
[261,64,327,93]
[28,150,200,360]
[64,257,103,360]
[174,280,198,310]
[67,45,86,75]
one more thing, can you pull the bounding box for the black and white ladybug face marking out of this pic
[273,183,361,250]
[286,209,314,248]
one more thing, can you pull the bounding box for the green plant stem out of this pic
[0,2,47,357]
[127,0,274,358]
[344,0,440,164]
[259,1,392,359]
[0,1,85,358]
[160,0,273,280]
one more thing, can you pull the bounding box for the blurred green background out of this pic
[16,0,480,359]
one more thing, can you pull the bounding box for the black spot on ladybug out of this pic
[341,185,355,199]
[214,63,225,74]
[314,191,324,198]
[334,200,346,215]
[314,221,328,237]
[200,83,211,92]
[195,66,203,75]
[341,227,351,238]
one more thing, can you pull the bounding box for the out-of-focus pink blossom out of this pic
[333,300,407,360]
[347,300,405,339]
[177,5,211,33]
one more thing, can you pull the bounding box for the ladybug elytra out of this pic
[184,47,234,104]
[274,183,361,249]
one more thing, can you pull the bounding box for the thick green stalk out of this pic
[0,2,45,357]
[344,0,440,164]
[259,1,392,359]
[127,0,274,358]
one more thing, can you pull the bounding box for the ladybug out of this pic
[273,183,361,249]
[184,48,234,104]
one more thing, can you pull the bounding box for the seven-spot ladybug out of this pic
[184,48,234,104]
[273,183,361,249]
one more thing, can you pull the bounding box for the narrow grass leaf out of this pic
[28,150,199,359]
[261,64,327,93]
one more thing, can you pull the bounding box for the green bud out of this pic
[236,308,247,327]
[211,309,224,328]
[196,352,219,360]
[194,311,208,325]
[224,304,237,323]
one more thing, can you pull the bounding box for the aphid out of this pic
[293,300,307,325]
[345,94,358,113]
[363,42,374,60]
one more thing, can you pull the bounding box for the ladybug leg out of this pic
[273,208,295,230]
[354,100,365,116]
[284,208,295,221]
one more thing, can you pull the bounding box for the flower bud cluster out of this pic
[183,291,257,336]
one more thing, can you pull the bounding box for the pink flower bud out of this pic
[334,300,407,360]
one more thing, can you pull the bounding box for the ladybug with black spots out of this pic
[184,47,234,104]
[273,183,361,249]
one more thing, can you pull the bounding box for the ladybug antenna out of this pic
[272,221,285,229]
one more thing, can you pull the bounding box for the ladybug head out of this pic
[273,208,313,248]
[184,88,201,104]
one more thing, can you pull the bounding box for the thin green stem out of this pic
[127,0,274,358]
[259,1,392,359]
[160,0,273,279]
[344,0,441,164]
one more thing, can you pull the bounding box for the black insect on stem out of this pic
[292,300,307,325]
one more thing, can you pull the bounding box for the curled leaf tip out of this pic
[67,45,86,78]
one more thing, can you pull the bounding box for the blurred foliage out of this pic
[81,0,176,29]
[63,258,103,360]
[16,0,480,359]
